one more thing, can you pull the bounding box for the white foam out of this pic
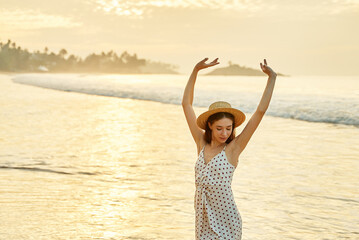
[12,73,359,127]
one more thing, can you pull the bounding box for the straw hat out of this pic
[196,101,246,130]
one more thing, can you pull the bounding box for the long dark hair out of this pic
[204,112,236,144]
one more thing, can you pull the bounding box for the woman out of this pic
[182,57,277,239]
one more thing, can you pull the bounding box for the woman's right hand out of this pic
[194,58,220,71]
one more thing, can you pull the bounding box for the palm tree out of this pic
[59,48,68,58]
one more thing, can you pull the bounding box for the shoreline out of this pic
[0,73,358,239]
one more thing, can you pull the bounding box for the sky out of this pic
[1,0,359,76]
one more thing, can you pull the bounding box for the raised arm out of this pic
[233,59,277,156]
[182,58,219,147]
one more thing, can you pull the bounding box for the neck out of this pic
[210,140,226,148]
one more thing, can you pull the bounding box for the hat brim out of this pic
[196,107,246,130]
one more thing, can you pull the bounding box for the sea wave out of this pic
[12,73,358,127]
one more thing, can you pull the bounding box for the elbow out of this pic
[181,100,190,107]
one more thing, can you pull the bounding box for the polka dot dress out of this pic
[194,144,242,240]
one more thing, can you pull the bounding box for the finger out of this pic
[210,58,219,64]
[264,59,267,65]
[201,58,209,63]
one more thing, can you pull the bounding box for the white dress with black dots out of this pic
[194,144,242,240]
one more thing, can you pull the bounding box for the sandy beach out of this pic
[0,73,358,239]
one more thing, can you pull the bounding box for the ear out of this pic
[208,122,212,130]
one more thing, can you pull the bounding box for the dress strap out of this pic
[201,144,206,154]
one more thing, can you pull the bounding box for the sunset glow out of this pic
[1,0,359,75]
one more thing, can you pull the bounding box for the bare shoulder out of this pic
[196,136,206,156]
[229,136,245,155]
[226,139,237,154]
[225,139,242,168]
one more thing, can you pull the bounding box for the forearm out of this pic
[182,68,199,106]
[256,75,277,114]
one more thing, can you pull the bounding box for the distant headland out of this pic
[0,39,178,74]
[206,61,288,77]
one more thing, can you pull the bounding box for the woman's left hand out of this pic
[260,59,277,77]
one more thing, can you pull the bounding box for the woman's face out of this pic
[209,117,233,143]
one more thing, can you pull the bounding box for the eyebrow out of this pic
[216,125,232,127]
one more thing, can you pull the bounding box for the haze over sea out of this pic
[0,73,358,239]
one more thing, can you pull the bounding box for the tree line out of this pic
[0,39,178,74]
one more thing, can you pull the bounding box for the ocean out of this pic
[0,73,358,239]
